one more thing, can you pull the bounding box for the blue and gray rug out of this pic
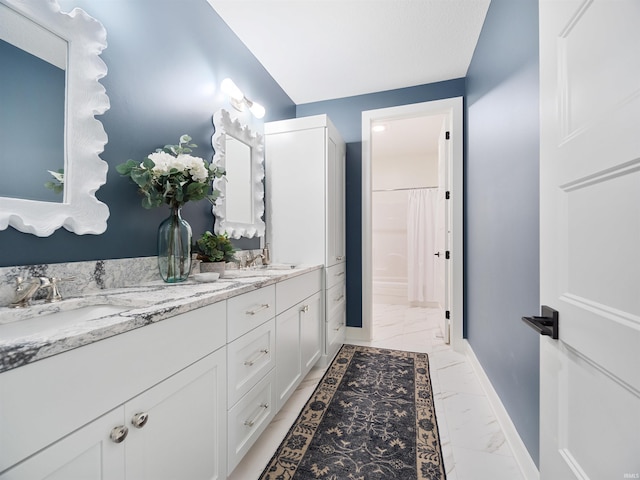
[260,344,446,479]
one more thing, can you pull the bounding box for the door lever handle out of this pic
[522,305,559,339]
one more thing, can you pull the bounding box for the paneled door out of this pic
[539,0,640,478]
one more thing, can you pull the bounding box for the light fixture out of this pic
[220,77,266,119]
[372,124,387,133]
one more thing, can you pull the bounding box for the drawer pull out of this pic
[334,322,345,331]
[244,349,269,366]
[110,425,129,444]
[301,304,309,313]
[246,303,270,315]
[334,294,345,303]
[244,403,269,427]
[335,271,345,277]
[131,412,149,429]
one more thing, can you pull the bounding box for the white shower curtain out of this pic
[407,188,439,304]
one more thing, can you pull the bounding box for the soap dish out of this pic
[193,272,220,283]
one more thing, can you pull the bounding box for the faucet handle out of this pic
[44,276,75,303]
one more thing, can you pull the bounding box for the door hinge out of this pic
[445,191,450,200]
[445,251,450,260]
[445,310,450,320]
[445,131,450,140]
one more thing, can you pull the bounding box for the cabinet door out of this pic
[0,408,124,480]
[300,291,323,377]
[275,306,301,411]
[125,348,227,480]
[265,128,325,265]
[326,136,346,267]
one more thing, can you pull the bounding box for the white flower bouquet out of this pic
[117,135,224,209]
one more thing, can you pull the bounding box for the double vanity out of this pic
[0,2,348,478]
[0,264,327,479]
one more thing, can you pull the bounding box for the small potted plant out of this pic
[193,231,235,276]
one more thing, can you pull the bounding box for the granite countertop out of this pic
[0,265,321,374]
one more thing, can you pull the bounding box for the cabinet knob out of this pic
[131,412,149,429]
[110,425,129,443]
[336,255,344,261]
[301,305,309,313]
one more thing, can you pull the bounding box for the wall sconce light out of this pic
[221,78,266,119]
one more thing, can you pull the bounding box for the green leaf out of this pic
[141,157,155,169]
[131,170,151,188]
[116,159,138,175]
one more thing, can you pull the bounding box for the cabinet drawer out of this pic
[227,285,275,342]
[327,306,346,361]
[0,302,227,473]
[227,318,276,407]
[326,263,346,289]
[227,369,276,475]
[276,269,322,315]
[325,281,346,318]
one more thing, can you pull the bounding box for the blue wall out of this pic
[466,0,540,464]
[0,0,295,267]
[297,79,465,327]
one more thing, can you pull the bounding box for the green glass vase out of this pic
[157,205,192,283]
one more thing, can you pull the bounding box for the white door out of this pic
[436,120,451,343]
[539,1,640,478]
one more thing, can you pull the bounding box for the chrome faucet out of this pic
[10,276,69,308]
[245,252,265,269]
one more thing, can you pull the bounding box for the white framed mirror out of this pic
[211,109,265,239]
[0,0,110,236]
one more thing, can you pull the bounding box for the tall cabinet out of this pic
[265,115,346,365]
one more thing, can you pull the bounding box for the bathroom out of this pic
[370,113,449,344]
[0,0,548,478]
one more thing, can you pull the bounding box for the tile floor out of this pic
[228,303,526,480]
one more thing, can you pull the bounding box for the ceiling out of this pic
[207,0,491,105]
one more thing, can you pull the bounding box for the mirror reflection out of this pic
[224,135,253,225]
[211,109,265,239]
[0,3,67,202]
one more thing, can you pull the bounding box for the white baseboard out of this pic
[462,340,540,480]
[345,326,371,342]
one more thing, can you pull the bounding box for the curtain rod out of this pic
[372,186,439,192]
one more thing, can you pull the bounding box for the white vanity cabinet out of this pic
[265,115,347,365]
[326,263,347,361]
[0,266,325,480]
[0,303,228,480]
[275,269,323,410]
[225,286,277,475]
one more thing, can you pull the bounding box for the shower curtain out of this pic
[407,188,439,304]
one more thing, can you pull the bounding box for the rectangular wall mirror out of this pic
[211,109,265,239]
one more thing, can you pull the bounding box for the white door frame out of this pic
[349,97,464,351]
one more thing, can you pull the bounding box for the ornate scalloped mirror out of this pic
[211,109,265,239]
[0,0,110,236]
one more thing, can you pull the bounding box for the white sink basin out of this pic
[0,304,130,339]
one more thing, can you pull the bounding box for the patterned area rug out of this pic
[259,344,446,479]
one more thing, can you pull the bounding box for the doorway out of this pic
[355,97,464,351]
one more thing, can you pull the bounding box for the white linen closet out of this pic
[265,115,346,365]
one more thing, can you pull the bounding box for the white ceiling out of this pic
[207,0,491,105]
[372,114,447,158]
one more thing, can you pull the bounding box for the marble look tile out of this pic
[450,446,524,480]
[440,391,512,456]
